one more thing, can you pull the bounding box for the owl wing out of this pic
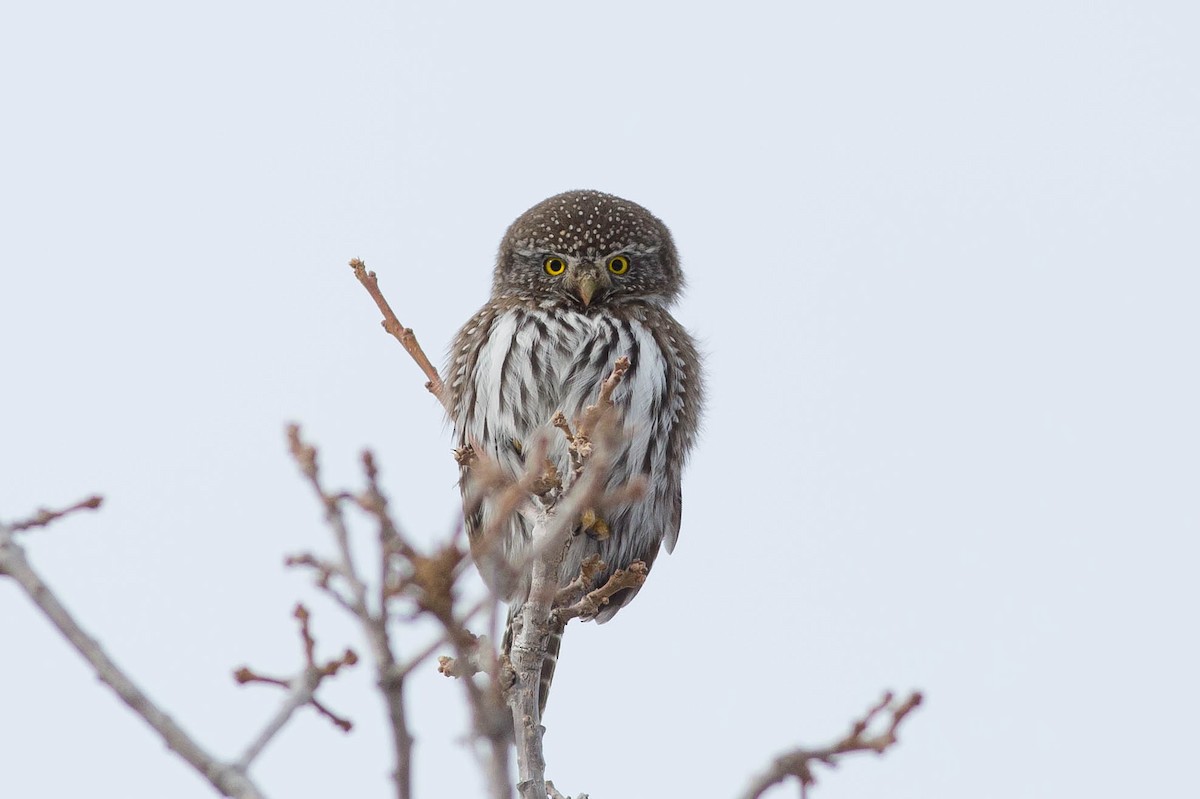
[445,302,499,424]
[647,307,704,554]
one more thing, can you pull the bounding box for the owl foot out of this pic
[579,508,610,540]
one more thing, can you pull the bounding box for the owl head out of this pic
[493,190,683,309]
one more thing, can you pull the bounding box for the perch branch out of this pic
[507,357,632,799]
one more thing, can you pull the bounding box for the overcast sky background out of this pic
[3,2,1197,798]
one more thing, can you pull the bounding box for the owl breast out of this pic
[454,303,686,612]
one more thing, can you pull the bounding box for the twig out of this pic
[289,429,513,798]
[234,672,318,771]
[286,426,415,799]
[397,591,495,679]
[9,495,103,532]
[546,781,588,799]
[372,486,512,799]
[233,604,357,770]
[350,258,449,412]
[0,505,267,799]
[552,554,606,608]
[464,433,561,599]
[573,356,629,443]
[282,552,358,612]
[736,691,923,799]
[552,561,648,625]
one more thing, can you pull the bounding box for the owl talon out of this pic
[580,508,610,540]
[453,446,476,467]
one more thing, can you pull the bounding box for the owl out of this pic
[445,190,703,710]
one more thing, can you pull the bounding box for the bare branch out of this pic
[288,426,513,798]
[552,561,648,625]
[546,781,589,799]
[550,411,574,443]
[736,691,924,799]
[9,494,103,533]
[552,554,605,608]
[286,426,415,799]
[350,258,449,412]
[282,552,359,612]
[396,591,495,679]
[507,357,633,799]
[233,604,358,769]
[0,514,267,799]
[573,356,629,442]
[382,508,511,799]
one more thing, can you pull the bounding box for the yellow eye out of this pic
[544,256,566,276]
[607,255,630,275]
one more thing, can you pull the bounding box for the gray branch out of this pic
[736,691,924,799]
[0,516,267,799]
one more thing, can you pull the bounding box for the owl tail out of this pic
[502,603,566,719]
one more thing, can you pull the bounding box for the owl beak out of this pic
[576,275,600,306]
[571,267,611,306]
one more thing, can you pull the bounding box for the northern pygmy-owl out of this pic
[446,190,703,710]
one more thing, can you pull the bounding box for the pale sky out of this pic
[3,2,1198,798]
